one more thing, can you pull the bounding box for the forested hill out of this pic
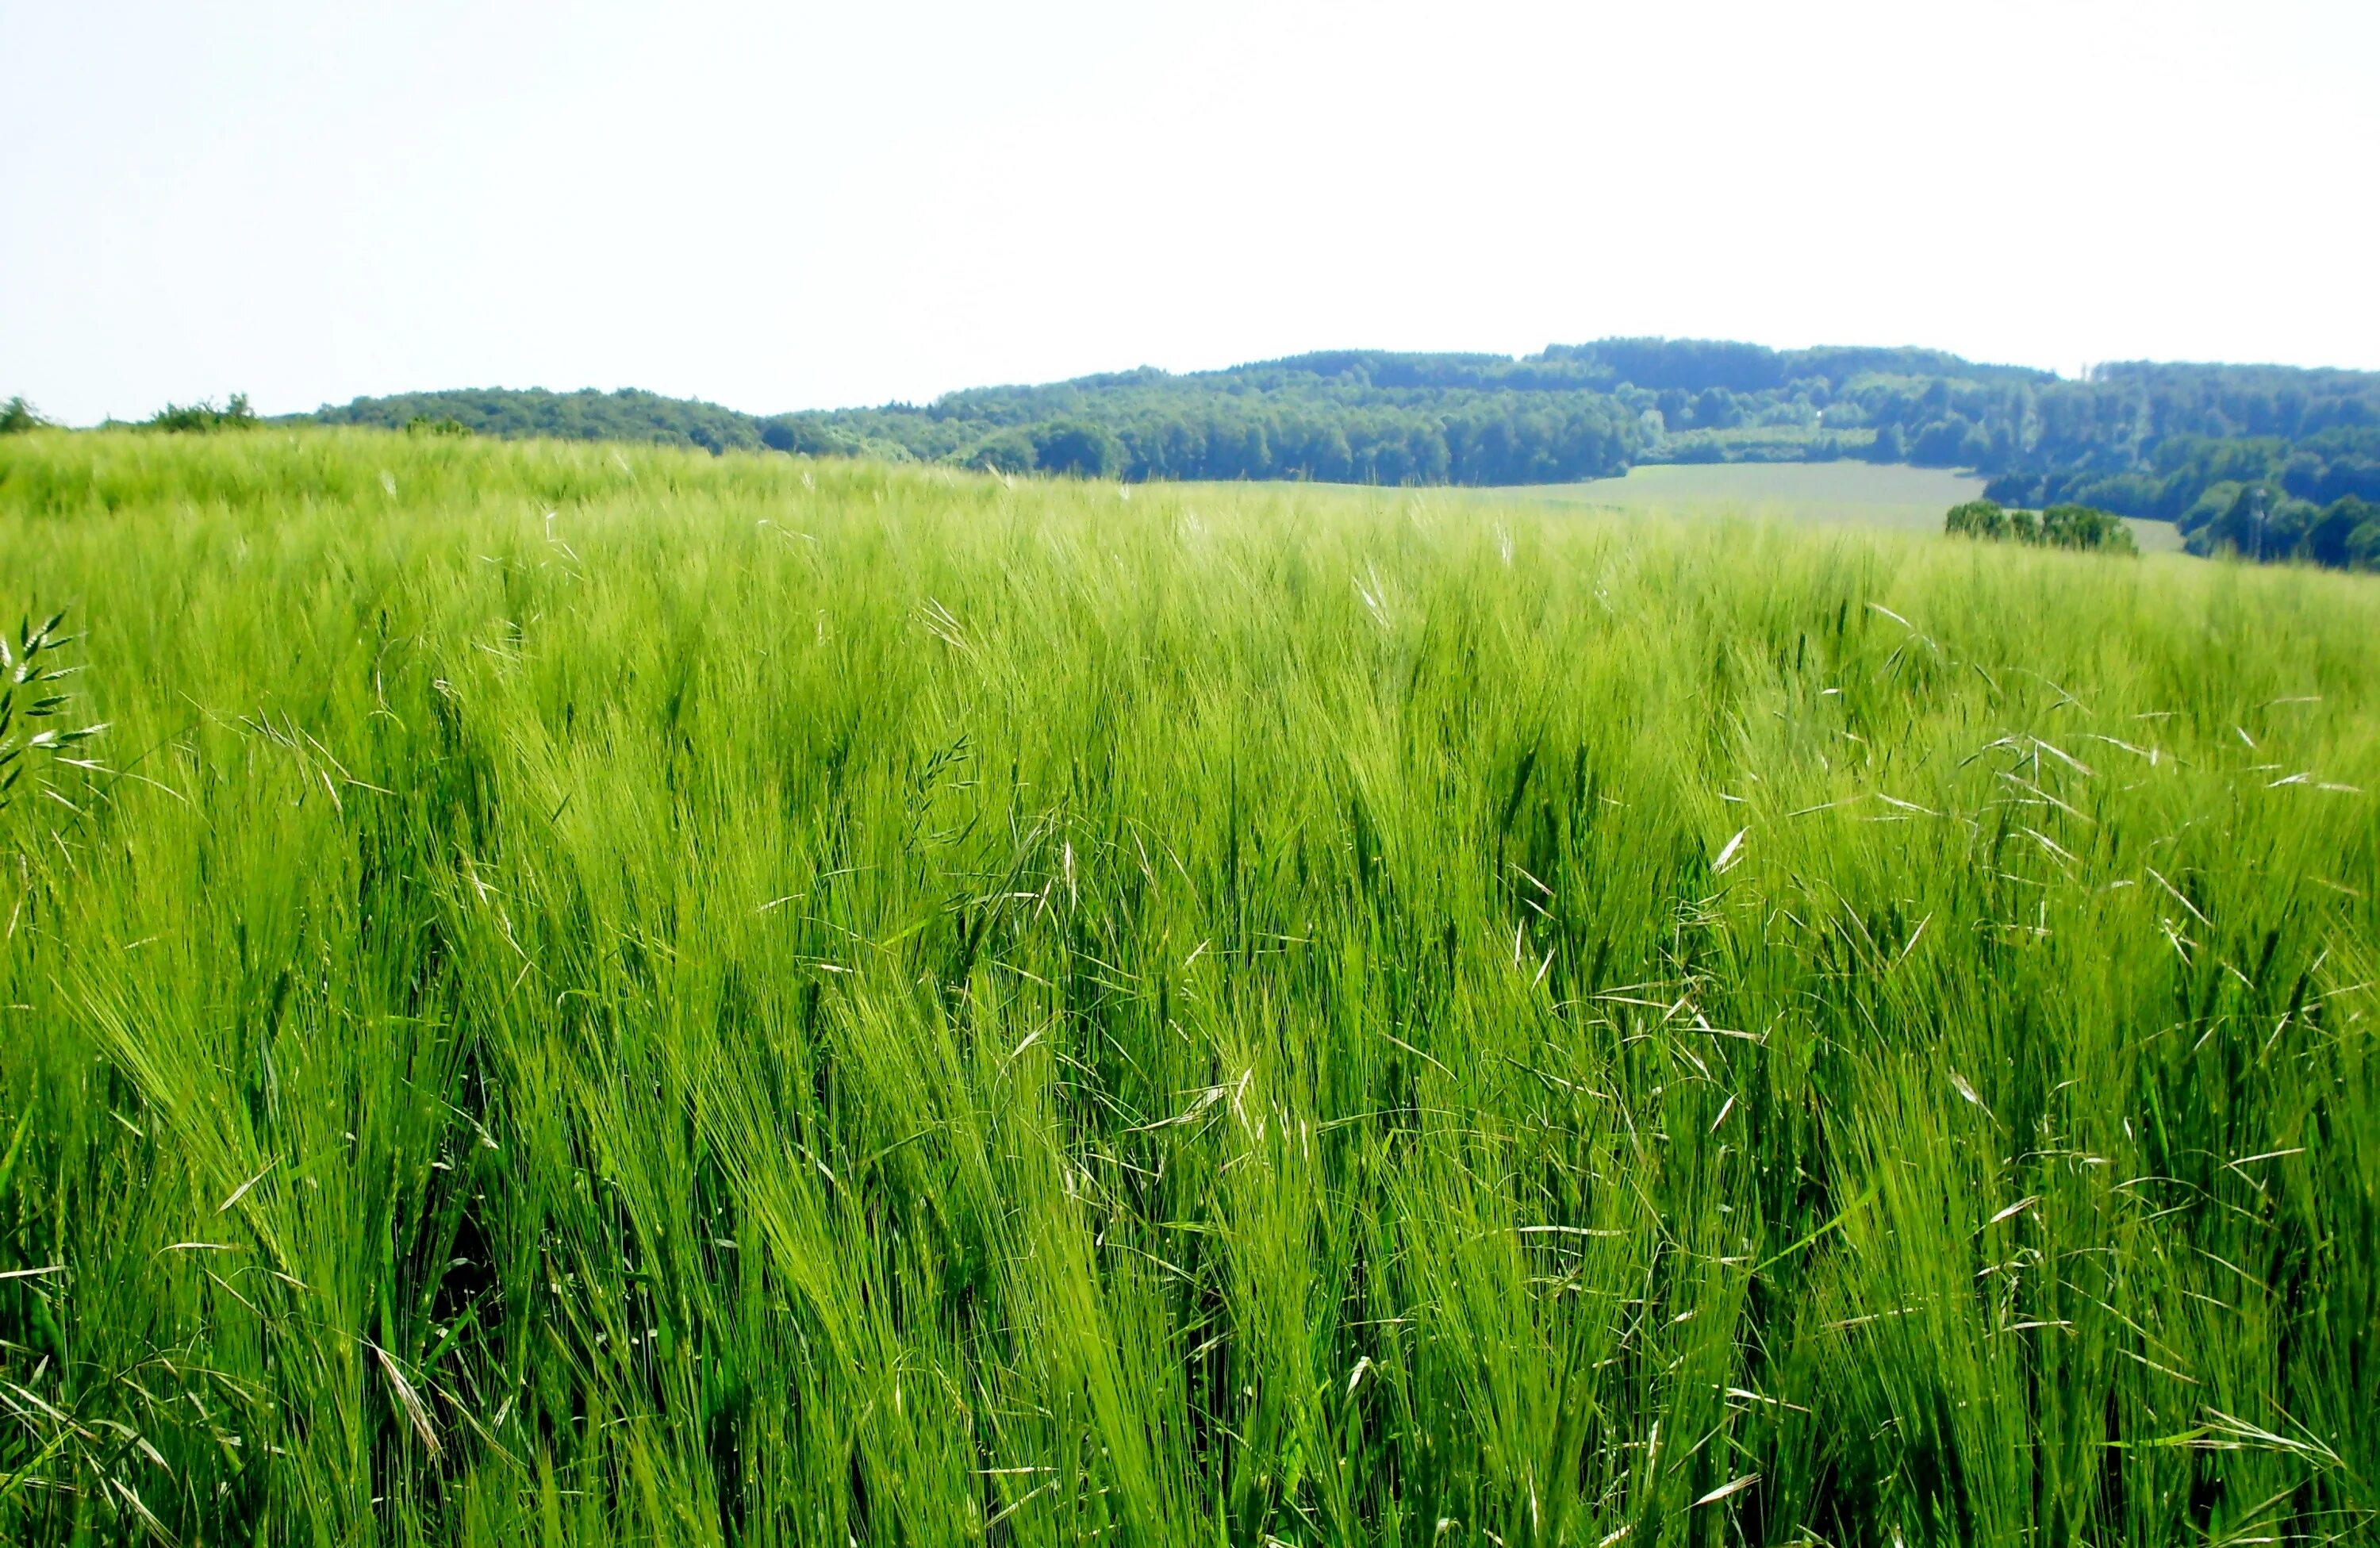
[306,386,773,456]
[298,340,2380,563]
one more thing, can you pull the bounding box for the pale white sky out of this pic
[3,1,2374,424]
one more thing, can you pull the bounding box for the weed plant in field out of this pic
[0,428,2375,1546]
[0,609,108,815]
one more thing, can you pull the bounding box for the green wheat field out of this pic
[2,429,2375,1546]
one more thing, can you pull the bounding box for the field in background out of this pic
[1562,462,2189,553]
[0,431,2373,1546]
[1537,461,1992,531]
[1262,463,2187,552]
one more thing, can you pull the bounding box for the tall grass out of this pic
[1,428,2375,1546]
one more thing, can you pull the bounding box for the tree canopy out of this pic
[1946,499,2139,555]
[144,394,260,432]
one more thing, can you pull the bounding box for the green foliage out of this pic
[1653,425,1865,464]
[1944,497,2010,540]
[1029,419,1125,478]
[0,609,106,816]
[1947,498,2137,554]
[286,345,2380,574]
[777,369,1643,486]
[1988,418,2380,547]
[2,427,2377,1544]
[2178,483,2380,567]
[0,398,49,436]
[2039,503,2140,552]
[2346,498,2380,567]
[405,413,471,438]
[969,425,1038,474]
[144,393,259,432]
[312,386,766,455]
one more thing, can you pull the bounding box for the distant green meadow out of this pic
[1529,463,1990,532]
[0,429,2373,1546]
[1554,463,2188,554]
[1239,463,2186,553]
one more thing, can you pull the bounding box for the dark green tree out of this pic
[1945,499,2010,539]
[147,394,259,432]
[2040,504,2139,553]
[972,428,1038,474]
[1031,421,1126,479]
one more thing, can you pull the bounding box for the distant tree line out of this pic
[290,345,2380,512]
[5,393,269,435]
[283,344,2059,486]
[757,343,2064,486]
[18,338,2370,571]
[2167,486,2380,567]
[143,394,261,432]
[786,392,1644,484]
[1983,425,2380,563]
[309,386,768,454]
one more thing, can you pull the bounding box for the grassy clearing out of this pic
[1,428,2374,1546]
[1349,463,2186,555]
[1536,462,1992,532]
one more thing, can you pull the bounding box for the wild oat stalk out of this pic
[0,610,107,816]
